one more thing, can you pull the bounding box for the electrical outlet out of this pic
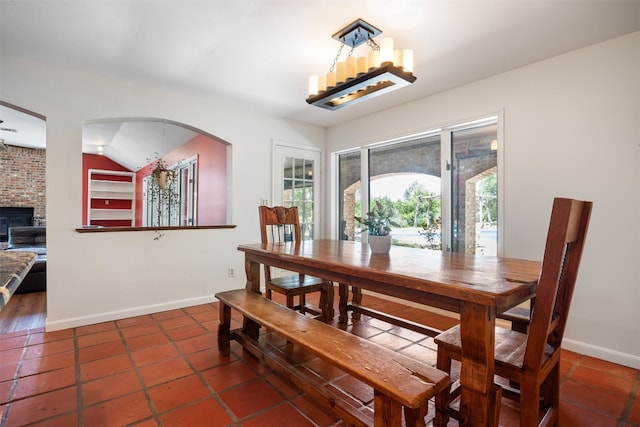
[227,268,235,277]
[260,198,269,205]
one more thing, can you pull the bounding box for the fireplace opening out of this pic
[0,207,35,242]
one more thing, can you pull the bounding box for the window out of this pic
[336,116,500,255]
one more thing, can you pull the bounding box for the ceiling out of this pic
[1,0,639,167]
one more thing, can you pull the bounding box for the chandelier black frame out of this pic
[306,19,416,111]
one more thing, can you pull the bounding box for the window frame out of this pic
[330,112,504,256]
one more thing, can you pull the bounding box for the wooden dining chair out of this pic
[434,197,592,427]
[258,205,334,321]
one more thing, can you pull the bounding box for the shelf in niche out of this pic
[88,169,136,227]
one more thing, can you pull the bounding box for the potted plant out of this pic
[146,154,181,227]
[355,200,394,254]
[151,157,175,190]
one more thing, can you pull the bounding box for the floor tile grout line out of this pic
[73,326,84,427]
[157,305,334,425]
[3,299,638,426]
[118,311,173,426]
[560,354,635,423]
[0,328,32,426]
[217,330,345,425]
[617,369,640,426]
[157,306,251,425]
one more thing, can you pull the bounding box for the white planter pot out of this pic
[368,234,392,254]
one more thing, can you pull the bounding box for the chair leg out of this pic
[434,349,453,427]
[540,363,560,423]
[338,283,349,323]
[352,286,362,320]
[518,379,540,427]
[299,294,306,314]
[320,283,335,321]
[286,293,295,310]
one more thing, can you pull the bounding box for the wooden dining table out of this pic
[237,239,541,427]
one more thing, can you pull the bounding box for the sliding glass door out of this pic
[336,116,499,255]
[449,122,498,255]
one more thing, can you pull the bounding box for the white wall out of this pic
[326,32,640,368]
[2,31,638,369]
[1,55,325,330]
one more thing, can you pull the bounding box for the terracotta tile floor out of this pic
[1,291,638,426]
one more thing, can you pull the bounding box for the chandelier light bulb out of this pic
[402,49,414,72]
[308,75,319,96]
[380,37,394,63]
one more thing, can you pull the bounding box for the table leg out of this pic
[458,302,500,427]
[242,256,261,339]
[244,257,261,293]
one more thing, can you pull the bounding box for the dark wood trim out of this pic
[75,225,236,233]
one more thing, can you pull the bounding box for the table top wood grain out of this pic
[238,239,540,312]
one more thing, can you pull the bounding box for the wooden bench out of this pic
[216,289,450,427]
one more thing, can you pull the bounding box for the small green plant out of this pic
[354,200,394,236]
[418,217,442,250]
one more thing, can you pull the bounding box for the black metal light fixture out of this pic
[306,19,416,111]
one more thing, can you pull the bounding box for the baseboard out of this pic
[562,338,640,369]
[45,295,216,332]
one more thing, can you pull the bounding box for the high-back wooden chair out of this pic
[259,206,334,321]
[434,197,592,427]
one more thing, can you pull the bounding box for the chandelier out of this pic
[306,19,416,111]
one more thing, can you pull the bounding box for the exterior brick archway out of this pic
[338,131,497,252]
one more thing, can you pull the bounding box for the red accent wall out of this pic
[81,154,132,225]
[135,135,227,226]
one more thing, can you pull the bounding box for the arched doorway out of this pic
[0,101,47,333]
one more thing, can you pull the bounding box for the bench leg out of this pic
[434,349,452,427]
[218,302,231,356]
[374,390,402,426]
[404,405,427,427]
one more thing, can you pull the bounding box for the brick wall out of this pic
[0,145,46,224]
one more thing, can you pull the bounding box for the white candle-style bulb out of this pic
[346,57,357,79]
[357,56,368,75]
[308,75,318,96]
[380,37,394,63]
[326,71,336,88]
[318,75,327,92]
[402,49,414,73]
[368,50,380,70]
[336,62,346,84]
[394,49,403,67]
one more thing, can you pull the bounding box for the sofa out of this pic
[5,226,46,293]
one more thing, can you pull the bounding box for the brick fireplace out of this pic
[0,144,46,241]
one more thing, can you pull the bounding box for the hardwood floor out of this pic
[0,291,46,334]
